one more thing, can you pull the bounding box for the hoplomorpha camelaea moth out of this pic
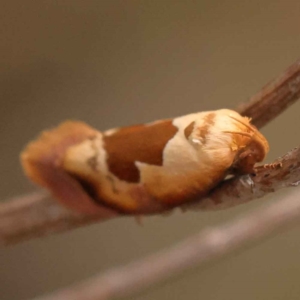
[21,109,269,215]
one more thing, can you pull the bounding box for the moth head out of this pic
[225,113,269,174]
[183,109,269,175]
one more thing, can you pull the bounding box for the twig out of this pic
[237,59,300,128]
[0,192,106,246]
[33,188,300,300]
[1,146,300,245]
[1,58,300,245]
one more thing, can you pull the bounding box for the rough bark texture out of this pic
[237,59,300,128]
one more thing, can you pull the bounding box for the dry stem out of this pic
[237,59,300,127]
[1,147,299,245]
[0,192,104,245]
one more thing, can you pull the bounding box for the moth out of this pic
[21,109,269,215]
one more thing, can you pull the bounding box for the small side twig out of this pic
[1,58,300,245]
[33,188,300,300]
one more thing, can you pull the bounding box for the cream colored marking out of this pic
[104,127,120,136]
[191,138,201,145]
[135,111,237,201]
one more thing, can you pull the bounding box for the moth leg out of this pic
[255,162,283,171]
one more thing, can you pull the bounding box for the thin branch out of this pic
[1,58,300,245]
[0,192,105,246]
[33,188,300,300]
[1,146,300,245]
[237,59,300,128]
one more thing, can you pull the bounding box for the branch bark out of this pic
[1,58,300,246]
[0,192,104,246]
[237,59,300,128]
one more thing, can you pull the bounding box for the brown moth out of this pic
[21,109,269,215]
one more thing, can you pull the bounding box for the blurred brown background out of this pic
[1,1,300,299]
